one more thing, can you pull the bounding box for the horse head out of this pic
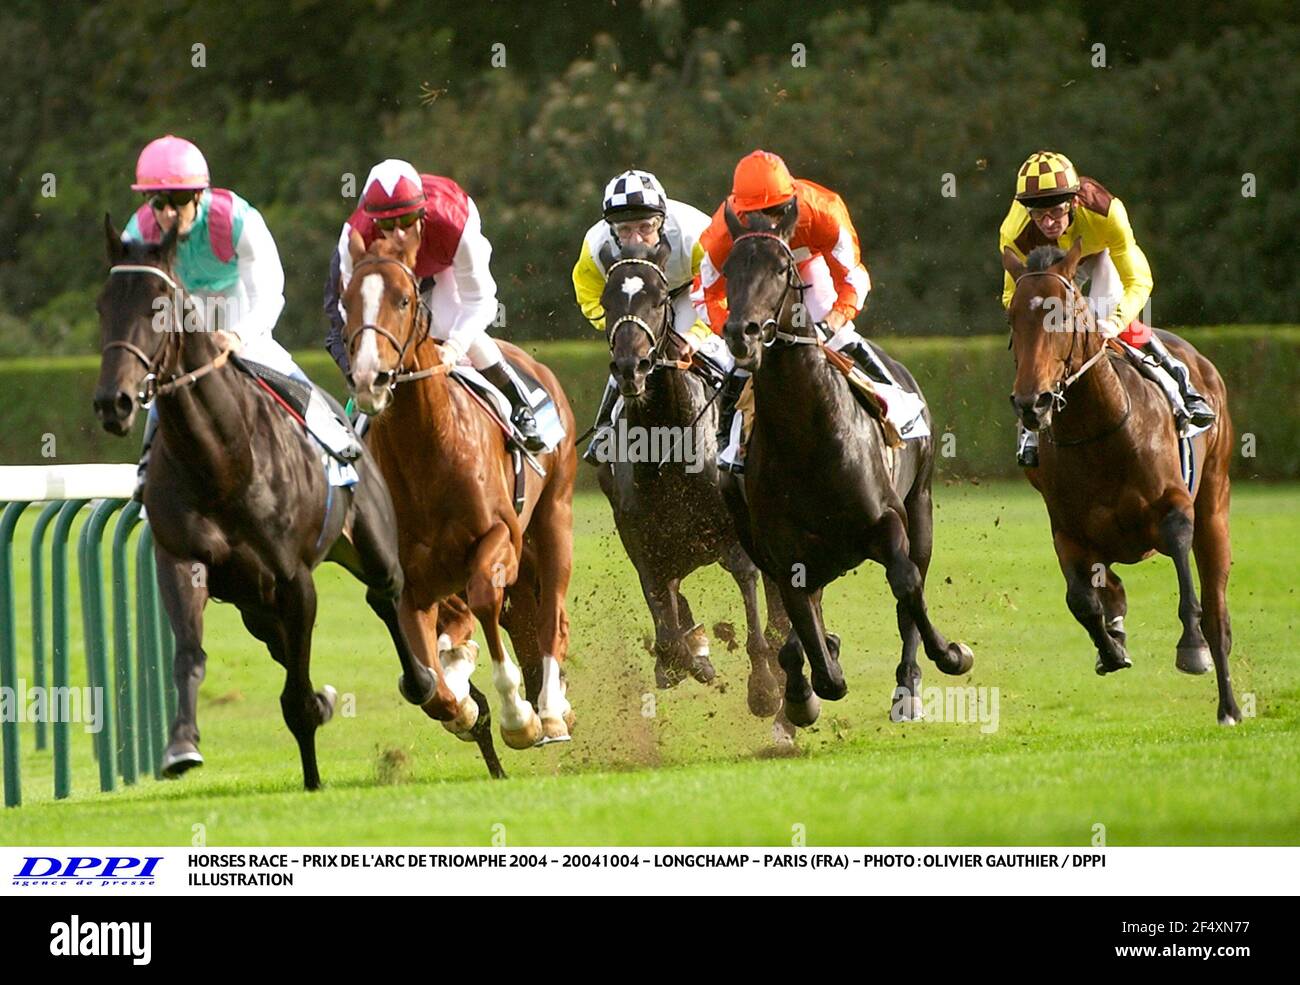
[94,214,183,436]
[342,232,426,415]
[1003,239,1096,432]
[720,200,800,370]
[599,237,673,399]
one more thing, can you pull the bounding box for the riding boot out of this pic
[1016,423,1040,468]
[716,371,749,474]
[303,388,363,462]
[582,375,619,466]
[133,407,160,503]
[839,339,894,386]
[1141,335,1216,429]
[482,362,547,452]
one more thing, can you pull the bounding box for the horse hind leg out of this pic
[1192,509,1241,725]
[674,587,716,684]
[1055,536,1132,675]
[154,548,209,777]
[529,485,577,743]
[891,484,934,721]
[720,542,781,717]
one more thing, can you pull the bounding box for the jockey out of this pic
[999,150,1215,466]
[124,135,359,495]
[693,150,887,472]
[324,159,544,451]
[572,169,734,465]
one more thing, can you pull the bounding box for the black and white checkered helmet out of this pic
[602,169,667,220]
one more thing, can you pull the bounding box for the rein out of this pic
[346,256,447,387]
[104,264,233,404]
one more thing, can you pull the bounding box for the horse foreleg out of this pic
[468,523,541,749]
[397,595,473,729]
[1192,509,1241,725]
[1055,534,1131,675]
[1159,506,1214,676]
[154,548,208,777]
[673,587,717,684]
[1100,567,1129,648]
[876,509,972,676]
[777,581,845,709]
[274,571,336,791]
[530,489,576,743]
[720,543,780,717]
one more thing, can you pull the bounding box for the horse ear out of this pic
[598,241,617,270]
[775,197,798,241]
[653,235,672,268]
[1059,239,1084,279]
[724,202,745,239]
[1002,247,1026,281]
[104,213,123,264]
[158,220,179,263]
[347,230,367,265]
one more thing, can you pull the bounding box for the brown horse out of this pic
[341,234,579,755]
[1003,241,1242,725]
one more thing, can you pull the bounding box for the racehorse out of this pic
[1002,241,1242,724]
[92,217,484,790]
[341,233,579,751]
[596,238,789,723]
[719,205,973,728]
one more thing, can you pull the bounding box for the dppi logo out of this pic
[13,856,161,886]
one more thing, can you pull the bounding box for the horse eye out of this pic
[398,296,410,309]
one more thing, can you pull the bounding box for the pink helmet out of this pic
[131,135,210,192]
[360,159,427,218]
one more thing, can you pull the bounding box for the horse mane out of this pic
[1026,245,1066,272]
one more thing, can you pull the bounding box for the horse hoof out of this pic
[440,694,479,742]
[318,685,338,724]
[783,694,821,728]
[1218,711,1240,727]
[811,673,848,702]
[537,713,573,745]
[747,673,782,717]
[690,653,717,684]
[1176,645,1213,675]
[937,642,974,676]
[398,670,436,706]
[161,743,204,778]
[501,709,543,750]
[772,718,797,747]
[891,695,924,722]
[1094,652,1133,675]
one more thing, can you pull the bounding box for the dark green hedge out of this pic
[4,327,1297,486]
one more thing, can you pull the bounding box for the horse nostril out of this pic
[115,392,134,417]
[1034,392,1054,411]
[637,358,652,376]
[374,371,392,389]
[744,321,760,338]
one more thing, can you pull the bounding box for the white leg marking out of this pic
[440,641,477,704]
[490,645,533,730]
[538,654,571,721]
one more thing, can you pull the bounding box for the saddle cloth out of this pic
[449,356,567,453]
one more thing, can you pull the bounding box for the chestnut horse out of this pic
[1003,242,1242,725]
[341,234,578,753]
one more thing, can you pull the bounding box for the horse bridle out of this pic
[346,255,444,386]
[729,231,814,347]
[103,264,231,405]
[605,257,690,372]
[1011,269,1112,412]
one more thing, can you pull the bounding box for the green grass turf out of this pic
[1,482,1296,846]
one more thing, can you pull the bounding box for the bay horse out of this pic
[1002,241,1241,725]
[596,238,789,723]
[341,233,578,751]
[92,217,481,791]
[719,205,973,729]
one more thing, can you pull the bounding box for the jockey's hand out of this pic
[824,309,848,333]
[1097,317,1122,340]
[439,336,468,366]
[213,330,243,354]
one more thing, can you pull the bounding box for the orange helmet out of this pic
[729,150,796,212]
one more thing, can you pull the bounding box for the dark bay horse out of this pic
[596,239,788,723]
[341,234,578,751]
[92,217,476,790]
[719,205,973,729]
[1003,242,1241,724]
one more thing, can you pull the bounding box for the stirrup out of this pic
[511,408,547,452]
